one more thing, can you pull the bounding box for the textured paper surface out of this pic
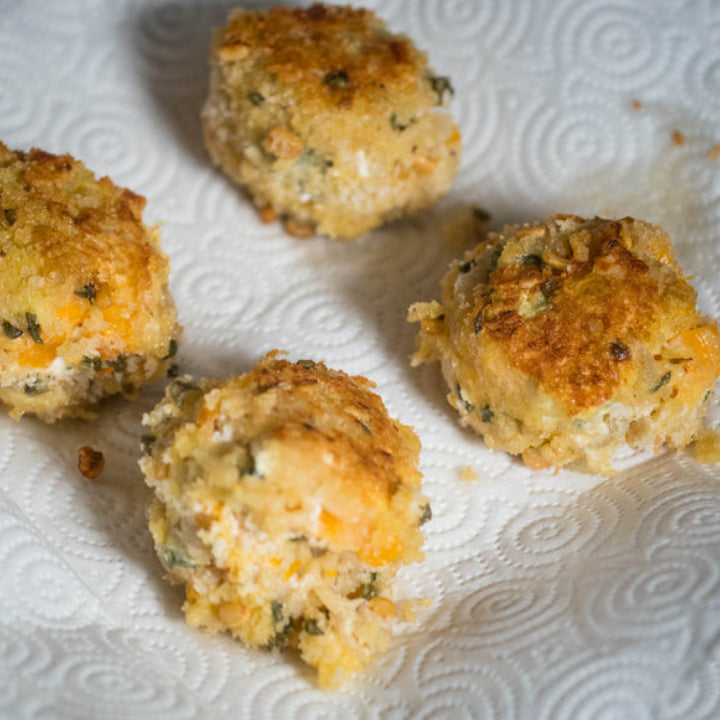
[2,1,720,718]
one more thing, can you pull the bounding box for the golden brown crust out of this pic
[481,223,665,412]
[202,3,460,238]
[140,351,428,686]
[411,214,720,473]
[218,4,425,113]
[0,142,180,420]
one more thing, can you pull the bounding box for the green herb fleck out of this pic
[247,91,265,106]
[82,355,102,372]
[242,451,264,480]
[141,434,156,455]
[296,359,316,369]
[24,380,47,395]
[74,283,96,303]
[429,75,454,104]
[390,113,415,132]
[361,572,379,600]
[304,618,324,636]
[163,339,178,360]
[356,419,372,435]
[324,70,349,88]
[419,503,432,526]
[473,309,483,334]
[107,355,127,373]
[2,321,22,339]
[651,371,672,392]
[480,405,494,423]
[289,535,307,543]
[271,599,284,624]
[456,384,474,413]
[4,208,16,226]
[25,312,42,344]
[163,548,194,569]
[168,379,202,408]
[520,254,543,268]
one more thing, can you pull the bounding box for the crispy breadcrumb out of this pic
[140,351,429,687]
[410,214,720,474]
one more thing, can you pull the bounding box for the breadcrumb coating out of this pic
[140,351,429,687]
[410,214,720,474]
[202,3,460,238]
[0,143,180,421]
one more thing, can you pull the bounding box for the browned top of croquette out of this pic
[0,142,175,369]
[146,352,424,566]
[470,215,712,413]
[216,4,431,112]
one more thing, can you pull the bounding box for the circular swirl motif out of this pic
[54,99,175,199]
[0,37,38,132]
[550,0,670,90]
[640,486,720,547]
[59,651,197,718]
[134,1,223,94]
[517,100,634,198]
[496,498,613,569]
[415,641,520,720]
[3,542,94,628]
[266,285,369,355]
[449,577,567,648]
[416,0,529,55]
[537,654,660,720]
[577,550,717,648]
[684,47,720,120]
[246,669,368,720]
[171,245,273,345]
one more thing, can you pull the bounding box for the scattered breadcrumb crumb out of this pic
[672,130,685,146]
[632,99,643,110]
[707,145,720,162]
[400,598,433,623]
[460,465,479,483]
[693,429,720,464]
[78,446,105,479]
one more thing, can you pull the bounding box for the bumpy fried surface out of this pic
[141,352,429,687]
[410,214,720,473]
[202,3,460,239]
[0,143,179,421]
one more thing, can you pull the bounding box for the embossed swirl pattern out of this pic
[1,1,720,719]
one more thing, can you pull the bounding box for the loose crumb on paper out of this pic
[632,99,643,110]
[459,465,479,483]
[400,598,433,623]
[707,145,720,162]
[78,446,105,479]
[672,130,685,146]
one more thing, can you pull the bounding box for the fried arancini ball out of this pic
[140,352,430,687]
[0,143,180,421]
[201,3,460,239]
[410,214,720,474]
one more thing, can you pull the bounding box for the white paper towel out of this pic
[1,1,719,718]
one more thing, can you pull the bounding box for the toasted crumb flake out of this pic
[78,446,105,479]
[672,130,685,146]
[707,145,720,162]
[460,465,479,483]
[632,99,643,110]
